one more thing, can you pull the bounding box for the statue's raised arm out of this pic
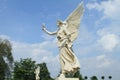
[42,23,57,35]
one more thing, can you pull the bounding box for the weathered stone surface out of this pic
[55,77,79,80]
[42,2,84,77]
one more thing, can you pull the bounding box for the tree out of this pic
[37,63,54,80]
[74,71,84,80]
[78,74,84,80]
[90,76,98,80]
[13,58,54,80]
[13,58,36,80]
[101,76,105,80]
[84,76,88,80]
[108,76,112,80]
[0,39,14,80]
[65,70,84,80]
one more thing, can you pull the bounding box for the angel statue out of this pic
[34,66,40,80]
[41,2,84,79]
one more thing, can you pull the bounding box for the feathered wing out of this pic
[65,2,84,42]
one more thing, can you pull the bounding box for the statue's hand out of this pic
[42,23,46,30]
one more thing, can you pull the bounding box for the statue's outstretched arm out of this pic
[42,24,57,35]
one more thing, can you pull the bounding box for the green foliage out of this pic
[65,70,84,80]
[13,58,36,80]
[78,74,84,80]
[90,76,98,80]
[84,76,88,80]
[73,71,80,78]
[0,39,14,80]
[108,76,112,79]
[101,76,105,80]
[37,63,54,80]
[0,57,6,80]
[13,58,54,80]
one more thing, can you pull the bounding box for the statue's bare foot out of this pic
[55,73,65,80]
[59,73,65,78]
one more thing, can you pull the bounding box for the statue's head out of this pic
[57,20,68,28]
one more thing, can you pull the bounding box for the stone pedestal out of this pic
[55,77,79,80]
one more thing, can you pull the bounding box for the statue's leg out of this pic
[59,57,66,78]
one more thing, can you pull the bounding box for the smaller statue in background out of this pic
[34,66,40,80]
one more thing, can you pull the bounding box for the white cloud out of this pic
[0,0,120,79]
[97,33,119,52]
[86,1,120,79]
[101,0,120,20]
[11,40,57,62]
[86,0,120,20]
[12,41,60,78]
[81,54,112,70]
[1,30,120,79]
[0,34,10,39]
[97,54,106,60]
[86,2,102,11]
[81,55,120,80]
[96,54,112,68]
[0,34,58,77]
[42,55,60,77]
[0,34,59,77]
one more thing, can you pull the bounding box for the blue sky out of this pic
[0,0,120,80]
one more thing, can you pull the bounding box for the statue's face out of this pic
[57,20,68,27]
[57,20,62,27]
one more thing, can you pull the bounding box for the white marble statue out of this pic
[34,66,40,80]
[42,2,84,78]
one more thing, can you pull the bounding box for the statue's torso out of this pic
[57,28,67,41]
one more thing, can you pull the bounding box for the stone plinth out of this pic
[55,77,79,80]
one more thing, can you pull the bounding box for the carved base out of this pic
[55,77,79,80]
